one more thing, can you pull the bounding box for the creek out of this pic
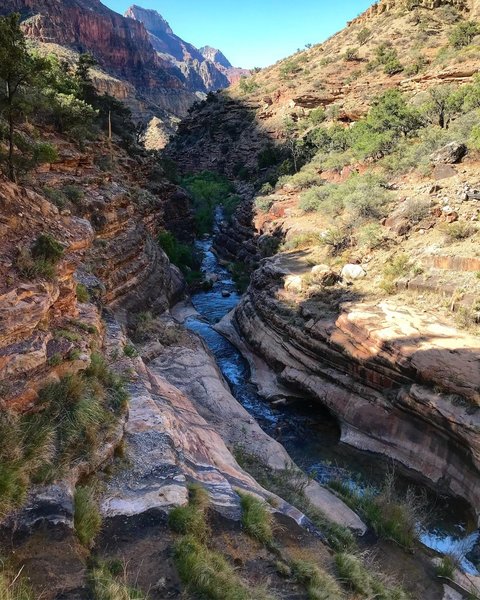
[184,214,480,575]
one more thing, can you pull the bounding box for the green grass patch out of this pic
[174,535,274,600]
[291,559,343,600]
[0,353,128,519]
[328,472,425,550]
[233,448,355,552]
[89,562,147,600]
[0,568,34,600]
[74,485,102,547]
[238,492,273,546]
[334,552,409,599]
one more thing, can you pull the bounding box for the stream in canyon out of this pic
[183,215,479,575]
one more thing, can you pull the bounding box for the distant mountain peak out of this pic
[125,5,173,36]
[199,46,232,69]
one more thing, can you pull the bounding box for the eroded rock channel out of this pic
[182,214,480,576]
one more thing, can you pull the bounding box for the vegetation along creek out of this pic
[2,1,480,598]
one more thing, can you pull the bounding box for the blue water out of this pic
[184,213,480,575]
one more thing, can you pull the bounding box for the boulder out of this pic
[431,142,467,165]
[284,274,305,292]
[341,264,367,282]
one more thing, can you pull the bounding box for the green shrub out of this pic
[182,171,234,233]
[239,76,259,94]
[357,222,384,249]
[74,485,102,547]
[299,186,330,213]
[123,344,138,358]
[344,47,359,61]
[308,107,326,125]
[43,186,67,208]
[403,198,430,223]
[449,21,480,48]
[255,196,274,213]
[31,233,64,263]
[63,184,84,203]
[157,231,199,275]
[76,283,90,303]
[374,44,403,75]
[15,246,56,280]
[381,254,410,293]
[239,492,273,546]
[357,28,371,45]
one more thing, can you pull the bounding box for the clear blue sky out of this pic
[103,0,374,68]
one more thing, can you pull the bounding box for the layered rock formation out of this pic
[228,256,480,521]
[125,5,231,93]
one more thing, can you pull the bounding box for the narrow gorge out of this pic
[1,1,480,599]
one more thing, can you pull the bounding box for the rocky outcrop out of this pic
[199,45,251,85]
[232,257,480,522]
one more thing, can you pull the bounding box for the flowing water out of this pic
[184,215,480,575]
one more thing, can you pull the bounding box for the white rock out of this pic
[284,274,305,292]
[341,264,367,282]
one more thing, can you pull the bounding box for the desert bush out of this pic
[440,221,477,242]
[403,198,431,223]
[15,233,64,280]
[374,43,403,75]
[357,27,371,45]
[76,283,90,303]
[344,47,359,61]
[239,76,259,94]
[319,227,351,254]
[381,253,411,293]
[449,20,480,48]
[259,182,274,194]
[308,107,326,125]
[299,185,330,213]
[356,222,384,249]
[43,186,67,208]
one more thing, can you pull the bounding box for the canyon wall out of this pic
[230,257,480,521]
